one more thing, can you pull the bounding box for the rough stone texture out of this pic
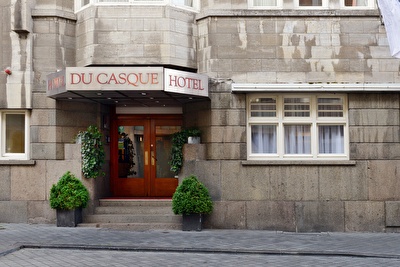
[345,201,385,232]
[204,201,246,229]
[221,161,269,201]
[182,144,206,161]
[197,15,396,84]
[0,167,11,201]
[269,166,319,201]
[368,161,400,201]
[31,143,64,160]
[11,160,47,201]
[296,201,345,232]
[247,201,296,231]
[350,126,400,143]
[0,201,28,223]
[27,200,55,224]
[350,143,400,160]
[318,162,368,201]
[75,5,197,68]
[64,144,82,161]
[385,201,400,227]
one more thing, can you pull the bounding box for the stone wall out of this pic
[75,5,197,68]
[180,11,400,232]
[0,0,110,223]
[196,14,399,83]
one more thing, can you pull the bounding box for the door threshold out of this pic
[102,197,172,200]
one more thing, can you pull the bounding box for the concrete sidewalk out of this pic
[1,224,400,259]
[0,224,400,266]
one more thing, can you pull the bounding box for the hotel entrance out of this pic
[110,114,182,197]
[47,66,209,198]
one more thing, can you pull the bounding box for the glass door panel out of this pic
[155,125,181,178]
[118,125,144,178]
[111,115,182,197]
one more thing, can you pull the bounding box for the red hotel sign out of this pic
[47,67,208,98]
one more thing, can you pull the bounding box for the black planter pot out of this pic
[56,208,82,227]
[182,214,203,231]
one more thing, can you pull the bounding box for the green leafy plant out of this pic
[49,171,89,210]
[169,128,200,175]
[186,128,201,137]
[172,175,213,215]
[77,125,105,179]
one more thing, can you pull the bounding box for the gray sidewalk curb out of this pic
[8,243,400,260]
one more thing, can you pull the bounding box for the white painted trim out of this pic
[0,110,30,160]
[246,94,349,161]
[232,83,400,93]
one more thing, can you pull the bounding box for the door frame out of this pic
[110,113,182,197]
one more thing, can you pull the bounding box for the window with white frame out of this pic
[0,111,30,160]
[247,94,348,160]
[249,0,375,8]
[249,0,282,8]
[75,0,199,11]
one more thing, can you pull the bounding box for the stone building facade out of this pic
[1,0,399,232]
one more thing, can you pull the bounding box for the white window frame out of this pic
[0,110,30,160]
[247,94,349,161]
[340,0,376,9]
[248,0,376,9]
[294,0,329,9]
[75,0,200,12]
[248,0,283,9]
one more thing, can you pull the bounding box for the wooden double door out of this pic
[111,114,182,197]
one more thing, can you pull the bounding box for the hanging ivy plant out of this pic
[77,125,105,179]
[169,128,200,175]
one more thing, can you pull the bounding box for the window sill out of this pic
[197,9,380,20]
[0,160,36,166]
[242,160,356,166]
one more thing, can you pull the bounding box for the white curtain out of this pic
[284,125,311,154]
[171,0,193,6]
[253,0,276,6]
[251,125,277,153]
[319,125,344,154]
[354,0,368,6]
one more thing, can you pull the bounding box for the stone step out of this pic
[81,199,182,230]
[85,213,181,224]
[98,199,173,207]
[78,222,182,231]
[94,206,174,215]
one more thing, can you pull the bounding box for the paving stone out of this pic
[1,224,400,266]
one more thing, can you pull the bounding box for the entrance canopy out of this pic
[47,67,209,107]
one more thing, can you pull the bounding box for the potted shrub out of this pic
[186,128,201,144]
[172,175,213,231]
[49,171,89,227]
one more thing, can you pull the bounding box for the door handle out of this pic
[151,151,156,166]
[145,151,149,166]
